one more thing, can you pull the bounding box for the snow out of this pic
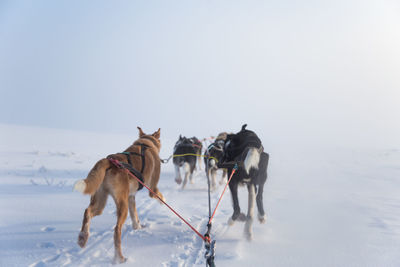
[0,123,399,267]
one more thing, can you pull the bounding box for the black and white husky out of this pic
[218,124,269,240]
[204,133,228,190]
[173,135,202,189]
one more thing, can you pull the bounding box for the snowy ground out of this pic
[0,123,399,267]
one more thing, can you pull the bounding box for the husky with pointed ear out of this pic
[74,127,164,264]
[204,132,229,190]
[218,124,269,240]
[173,135,201,189]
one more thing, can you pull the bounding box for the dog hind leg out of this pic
[228,180,245,225]
[197,153,202,170]
[244,183,256,241]
[257,153,268,223]
[256,182,266,223]
[129,195,141,230]
[78,187,108,248]
[181,162,190,189]
[174,164,182,185]
[244,184,256,240]
[113,198,129,264]
[189,162,195,184]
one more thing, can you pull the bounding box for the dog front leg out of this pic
[181,163,190,189]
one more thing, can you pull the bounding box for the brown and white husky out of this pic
[74,127,165,264]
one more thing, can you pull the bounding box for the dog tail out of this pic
[244,147,261,174]
[74,158,111,195]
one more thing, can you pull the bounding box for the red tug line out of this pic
[107,157,236,244]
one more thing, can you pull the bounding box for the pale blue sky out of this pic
[1,0,399,148]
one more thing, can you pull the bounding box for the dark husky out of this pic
[218,124,269,240]
[204,132,228,190]
[173,135,202,189]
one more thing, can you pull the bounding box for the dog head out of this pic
[174,135,195,153]
[137,127,160,138]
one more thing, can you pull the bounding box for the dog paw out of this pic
[158,194,166,204]
[237,213,247,222]
[211,183,217,190]
[77,231,89,248]
[258,214,267,224]
[175,178,182,184]
[244,218,254,241]
[244,230,253,241]
[132,223,142,230]
[151,191,166,203]
[113,256,127,265]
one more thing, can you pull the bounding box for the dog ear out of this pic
[179,134,182,140]
[152,128,161,139]
[137,127,145,137]
[241,124,247,131]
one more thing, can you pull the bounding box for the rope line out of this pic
[208,166,237,225]
[161,153,219,164]
[107,157,207,242]
[108,156,238,267]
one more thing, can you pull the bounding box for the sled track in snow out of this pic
[164,175,231,267]
[29,171,233,267]
[29,191,162,267]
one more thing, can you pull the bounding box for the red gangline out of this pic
[108,158,207,242]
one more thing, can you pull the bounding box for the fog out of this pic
[1,0,399,149]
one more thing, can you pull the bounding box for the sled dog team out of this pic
[74,124,269,264]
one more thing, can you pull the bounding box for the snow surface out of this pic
[0,123,399,267]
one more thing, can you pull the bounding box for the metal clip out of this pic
[205,239,216,267]
[160,155,172,164]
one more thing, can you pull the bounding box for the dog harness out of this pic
[119,144,149,191]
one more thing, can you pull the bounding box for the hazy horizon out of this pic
[1,0,399,149]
